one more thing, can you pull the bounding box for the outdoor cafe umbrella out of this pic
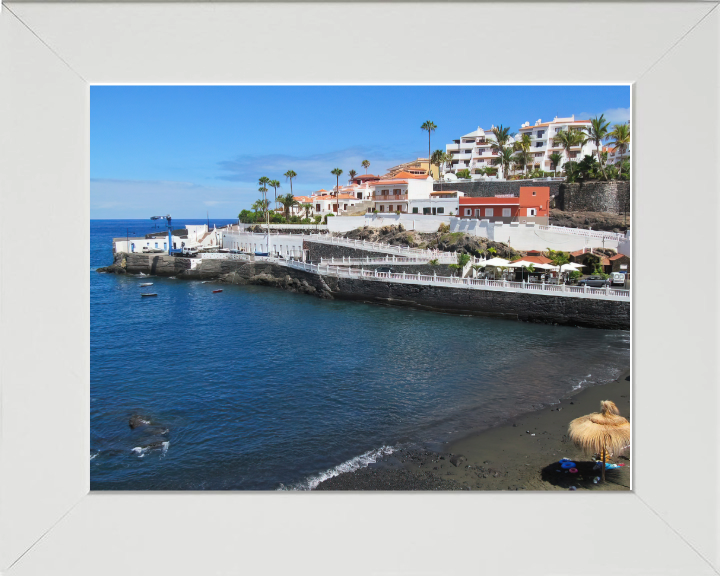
[568,400,630,482]
[483,257,510,267]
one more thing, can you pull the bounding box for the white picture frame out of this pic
[1,2,718,575]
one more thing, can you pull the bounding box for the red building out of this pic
[458,187,550,224]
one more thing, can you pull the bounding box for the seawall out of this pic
[98,253,629,330]
[434,180,563,199]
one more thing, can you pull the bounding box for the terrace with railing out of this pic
[283,260,629,301]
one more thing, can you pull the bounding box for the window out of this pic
[535,142,543,148]
[537,130,545,138]
[532,190,536,196]
[485,208,494,217]
[382,189,389,195]
[155,242,158,248]
[423,207,431,215]
[465,208,471,216]
[412,207,419,214]
[164,242,167,249]
[316,204,320,211]
[528,208,537,216]
[535,153,543,158]
[393,189,401,195]
[475,209,481,217]
[502,208,511,217]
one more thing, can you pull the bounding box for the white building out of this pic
[445,126,517,177]
[369,172,463,216]
[113,224,222,253]
[516,115,597,172]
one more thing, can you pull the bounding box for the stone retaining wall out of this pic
[304,241,393,263]
[557,181,630,214]
[434,180,563,199]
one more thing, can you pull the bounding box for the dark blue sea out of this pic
[90,219,630,490]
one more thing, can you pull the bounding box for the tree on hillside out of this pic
[258,177,270,222]
[331,168,343,214]
[301,203,313,219]
[552,129,587,173]
[421,121,437,175]
[279,193,298,220]
[607,123,631,174]
[269,179,281,209]
[361,159,370,174]
[584,114,610,179]
[348,169,357,182]
[549,152,563,175]
[284,170,297,196]
[494,147,515,180]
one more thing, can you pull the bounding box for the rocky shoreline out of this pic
[315,371,631,491]
[97,252,629,329]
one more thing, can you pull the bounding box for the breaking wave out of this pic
[131,441,169,459]
[281,445,395,491]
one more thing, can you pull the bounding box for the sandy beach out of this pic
[316,370,630,491]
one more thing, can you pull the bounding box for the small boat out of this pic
[140,283,153,287]
[212,289,223,293]
[141,293,158,297]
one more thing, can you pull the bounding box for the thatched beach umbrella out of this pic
[568,400,630,482]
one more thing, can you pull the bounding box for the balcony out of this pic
[373,194,408,201]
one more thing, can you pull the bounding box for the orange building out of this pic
[458,187,550,224]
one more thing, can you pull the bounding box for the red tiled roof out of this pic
[609,253,628,260]
[512,255,552,265]
[372,180,408,186]
[393,170,428,179]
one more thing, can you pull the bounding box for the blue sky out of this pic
[91,85,630,219]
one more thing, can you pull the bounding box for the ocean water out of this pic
[90,219,630,490]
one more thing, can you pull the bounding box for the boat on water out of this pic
[140,283,153,287]
[141,293,157,297]
[212,289,223,293]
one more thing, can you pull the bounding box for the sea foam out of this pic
[283,445,395,491]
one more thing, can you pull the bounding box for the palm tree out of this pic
[268,179,281,209]
[489,125,512,150]
[430,149,445,176]
[549,152,563,176]
[284,170,297,197]
[584,114,611,179]
[553,130,587,172]
[607,123,631,170]
[547,248,570,277]
[279,193,297,220]
[420,121,437,176]
[348,169,357,182]
[513,149,533,178]
[301,203,313,219]
[361,159,370,174]
[331,168,343,214]
[251,198,268,221]
[512,133,532,177]
[494,147,515,180]
[258,177,270,221]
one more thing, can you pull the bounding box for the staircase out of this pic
[343,200,374,216]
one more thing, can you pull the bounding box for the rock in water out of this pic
[129,415,151,429]
[450,455,467,468]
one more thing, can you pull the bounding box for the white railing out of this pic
[536,225,624,240]
[320,255,449,266]
[305,233,456,262]
[284,260,629,301]
[199,252,253,261]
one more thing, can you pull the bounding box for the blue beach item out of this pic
[561,462,576,469]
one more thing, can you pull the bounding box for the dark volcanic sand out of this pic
[315,371,630,491]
